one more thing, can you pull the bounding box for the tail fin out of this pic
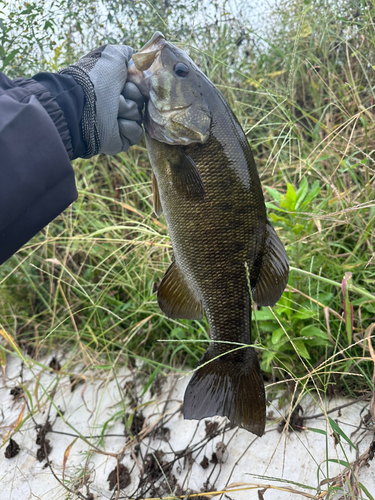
[183,346,266,436]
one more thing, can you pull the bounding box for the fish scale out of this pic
[128,32,289,436]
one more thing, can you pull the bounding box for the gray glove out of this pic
[60,45,144,158]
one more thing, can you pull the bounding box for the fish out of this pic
[128,32,289,436]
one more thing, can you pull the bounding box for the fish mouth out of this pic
[127,31,166,97]
[127,54,163,98]
[132,31,166,71]
[146,118,199,145]
[146,99,211,145]
[145,104,192,144]
[145,105,210,145]
[153,103,192,118]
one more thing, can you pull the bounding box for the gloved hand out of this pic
[59,45,144,158]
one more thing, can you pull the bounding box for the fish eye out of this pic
[174,62,189,77]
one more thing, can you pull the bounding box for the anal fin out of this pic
[158,260,203,320]
[251,220,289,307]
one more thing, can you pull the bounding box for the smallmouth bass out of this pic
[128,32,289,436]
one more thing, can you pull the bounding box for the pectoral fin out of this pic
[168,151,205,199]
[158,260,203,320]
[251,221,289,307]
[152,172,163,217]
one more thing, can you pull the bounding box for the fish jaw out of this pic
[127,32,166,97]
[145,103,211,145]
[132,31,166,71]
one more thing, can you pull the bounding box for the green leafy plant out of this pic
[266,177,321,238]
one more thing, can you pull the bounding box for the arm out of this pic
[0,45,144,266]
[0,72,79,265]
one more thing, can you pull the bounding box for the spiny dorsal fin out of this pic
[251,220,289,307]
[158,259,203,320]
[152,171,163,217]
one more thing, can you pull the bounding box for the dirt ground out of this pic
[1,353,374,500]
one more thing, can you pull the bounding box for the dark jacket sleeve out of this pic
[0,71,86,266]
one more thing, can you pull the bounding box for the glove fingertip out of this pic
[122,82,145,109]
[121,138,131,152]
[118,119,144,145]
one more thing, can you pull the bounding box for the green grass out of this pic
[0,148,209,377]
[0,0,374,413]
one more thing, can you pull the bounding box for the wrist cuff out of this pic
[59,66,100,158]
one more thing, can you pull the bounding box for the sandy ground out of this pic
[0,353,374,500]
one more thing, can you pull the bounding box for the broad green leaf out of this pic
[260,351,278,372]
[265,186,282,203]
[314,292,333,304]
[281,183,297,211]
[301,180,321,208]
[272,328,285,344]
[265,202,281,210]
[253,309,276,321]
[268,213,291,225]
[300,325,325,338]
[293,339,310,359]
[44,20,53,30]
[2,49,19,68]
[293,310,316,319]
[308,336,331,347]
[293,223,305,235]
[259,323,280,333]
[275,305,291,315]
[299,326,331,346]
